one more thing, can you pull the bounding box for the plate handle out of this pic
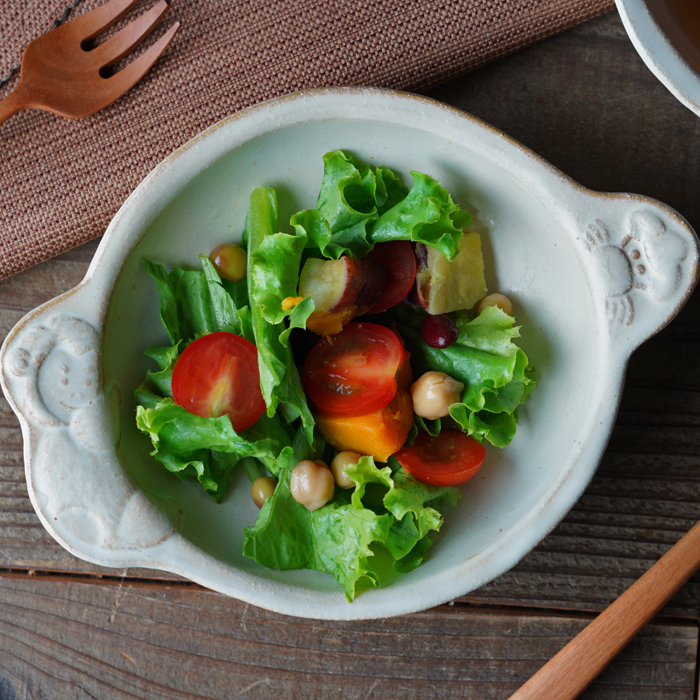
[1,295,177,563]
[575,197,699,355]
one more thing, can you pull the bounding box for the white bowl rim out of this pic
[616,0,700,117]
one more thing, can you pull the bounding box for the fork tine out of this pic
[105,21,179,98]
[64,0,139,43]
[90,0,170,67]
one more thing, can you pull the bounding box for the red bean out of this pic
[421,314,459,348]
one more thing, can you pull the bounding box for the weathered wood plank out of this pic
[0,577,694,700]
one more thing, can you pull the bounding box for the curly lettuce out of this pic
[243,438,460,600]
[134,252,294,501]
[391,303,536,448]
[243,187,315,442]
[135,393,290,498]
[291,150,471,261]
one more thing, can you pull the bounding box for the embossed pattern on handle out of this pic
[576,204,697,353]
[2,312,176,556]
[578,208,690,327]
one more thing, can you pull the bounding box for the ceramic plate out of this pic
[616,0,700,117]
[2,88,698,620]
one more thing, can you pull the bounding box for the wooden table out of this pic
[2,10,700,699]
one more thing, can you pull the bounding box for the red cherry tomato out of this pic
[365,241,417,313]
[302,322,406,417]
[394,428,486,486]
[171,332,266,432]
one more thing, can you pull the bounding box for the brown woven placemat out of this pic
[0,0,614,280]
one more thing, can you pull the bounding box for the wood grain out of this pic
[0,0,180,125]
[0,576,695,700]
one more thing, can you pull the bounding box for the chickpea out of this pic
[251,477,277,508]
[476,292,513,317]
[330,451,362,489]
[411,371,465,421]
[290,459,335,511]
[209,243,247,282]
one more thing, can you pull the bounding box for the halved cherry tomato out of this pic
[365,241,417,313]
[394,428,486,486]
[171,332,265,432]
[302,322,406,417]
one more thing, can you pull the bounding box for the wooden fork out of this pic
[0,0,180,126]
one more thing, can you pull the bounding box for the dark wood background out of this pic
[2,9,700,699]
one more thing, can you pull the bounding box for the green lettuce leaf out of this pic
[391,302,536,447]
[249,231,308,325]
[243,453,460,600]
[375,165,410,215]
[310,493,394,599]
[135,398,291,500]
[142,343,179,398]
[296,151,470,263]
[452,305,521,356]
[314,150,405,259]
[242,428,327,570]
[293,150,410,259]
[290,208,333,255]
[244,187,315,443]
[141,256,248,345]
[370,171,471,260]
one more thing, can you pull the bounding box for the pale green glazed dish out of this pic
[616,0,700,117]
[1,88,698,620]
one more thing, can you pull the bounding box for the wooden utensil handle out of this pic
[0,86,28,126]
[508,518,700,700]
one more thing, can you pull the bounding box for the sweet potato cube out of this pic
[315,389,414,463]
[414,231,487,314]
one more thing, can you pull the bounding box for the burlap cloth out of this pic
[0,0,614,280]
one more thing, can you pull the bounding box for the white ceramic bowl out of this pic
[2,88,698,620]
[616,0,700,117]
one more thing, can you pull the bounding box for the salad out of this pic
[134,151,536,601]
